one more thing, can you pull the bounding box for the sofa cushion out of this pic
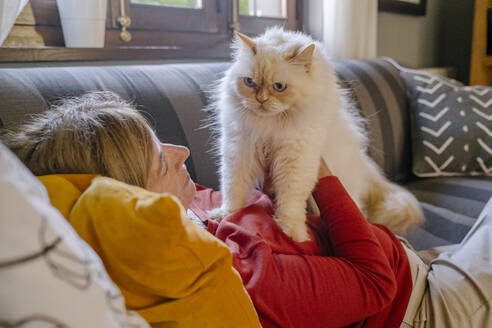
[400,69,492,177]
[404,176,492,250]
[0,143,149,327]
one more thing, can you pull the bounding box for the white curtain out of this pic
[323,0,378,60]
[0,0,29,45]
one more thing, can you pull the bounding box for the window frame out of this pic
[126,0,220,33]
[110,0,301,42]
[0,0,303,62]
[237,0,301,36]
[107,0,230,49]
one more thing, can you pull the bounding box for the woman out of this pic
[3,91,492,328]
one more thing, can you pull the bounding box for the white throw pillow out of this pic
[0,143,150,328]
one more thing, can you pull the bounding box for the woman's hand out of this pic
[318,157,333,179]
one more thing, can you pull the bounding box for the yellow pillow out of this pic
[40,175,260,328]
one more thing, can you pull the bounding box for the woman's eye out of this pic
[273,82,287,92]
[158,148,168,175]
[243,77,256,88]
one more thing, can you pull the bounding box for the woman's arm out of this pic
[218,160,398,327]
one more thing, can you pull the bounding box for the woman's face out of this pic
[146,136,196,209]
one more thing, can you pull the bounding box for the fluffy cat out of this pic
[208,27,423,242]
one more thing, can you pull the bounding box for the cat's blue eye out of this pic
[243,77,256,88]
[273,82,287,92]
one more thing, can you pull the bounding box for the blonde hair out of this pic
[2,91,154,188]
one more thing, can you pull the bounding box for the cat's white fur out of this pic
[209,27,423,241]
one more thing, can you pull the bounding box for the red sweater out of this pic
[190,176,412,328]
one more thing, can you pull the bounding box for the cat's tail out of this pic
[364,170,424,236]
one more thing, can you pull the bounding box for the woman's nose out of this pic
[161,143,190,167]
[176,145,190,165]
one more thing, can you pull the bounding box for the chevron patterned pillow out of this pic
[401,70,491,177]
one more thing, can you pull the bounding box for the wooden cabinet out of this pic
[470,0,492,85]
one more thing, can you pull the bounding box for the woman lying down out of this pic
[3,91,492,328]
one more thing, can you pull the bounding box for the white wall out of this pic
[304,0,441,67]
[377,0,441,68]
[303,0,324,41]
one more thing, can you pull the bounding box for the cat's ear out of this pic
[236,31,256,55]
[289,44,315,71]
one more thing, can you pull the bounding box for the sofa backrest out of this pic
[332,59,412,183]
[0,58,411,189]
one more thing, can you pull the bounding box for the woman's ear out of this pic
[236,31,256,55]
[288,44,315,72]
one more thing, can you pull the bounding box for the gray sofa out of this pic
[0,58,490,250]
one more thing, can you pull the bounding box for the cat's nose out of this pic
[256,96,267,104]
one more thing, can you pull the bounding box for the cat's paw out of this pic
[274,216,310,242]
[207,207,230,222]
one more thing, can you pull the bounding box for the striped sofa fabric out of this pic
[0,59,490,250]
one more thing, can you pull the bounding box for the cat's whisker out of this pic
[364,109,382,120]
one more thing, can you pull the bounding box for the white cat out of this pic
[208,27,423,242]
